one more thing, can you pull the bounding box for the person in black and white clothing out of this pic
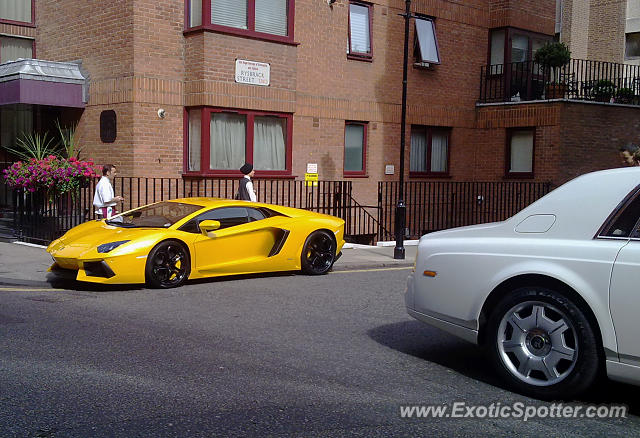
[236,163,257,202]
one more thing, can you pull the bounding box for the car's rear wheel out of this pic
[301,230,336,275]
[145,240,190,288]
[487,286,600,399]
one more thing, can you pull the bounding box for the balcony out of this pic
[479,59,640,105]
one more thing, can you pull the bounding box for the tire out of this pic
[486,286,600,400]
[301,230,336,275]
[145,240,191,288]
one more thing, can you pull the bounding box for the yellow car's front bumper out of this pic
[49,253,148,284]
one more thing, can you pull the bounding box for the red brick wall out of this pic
[489,0,555,35]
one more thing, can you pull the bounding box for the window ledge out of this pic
[409,173,451,179]
[183,172,296,179]
[0,19,35,28]
[183,26,299,46]
[343,173,369,178]
[504,173,534,179]
[347,54,373,62]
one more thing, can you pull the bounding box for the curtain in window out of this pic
[0,37,33,63]
[430,132,448,172]
[344,124,364,171]
[410,130,426,172]
[511,34,528,63]
[210,113,246,170]
[211,0,247,29]
[188,109,201,171]
[415,18,439,63]
[255,0,287,36]
[190,0,202,27]
[254,116,286,170]
[510,131,534,173]
[0,104,33,151]
[0,0,31,23]
[349,4,370,54]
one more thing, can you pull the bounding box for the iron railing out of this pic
[377,181,552,241]
[5,177,387,245]
[480,59,640,104]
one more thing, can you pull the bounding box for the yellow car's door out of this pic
[192,206,278,274]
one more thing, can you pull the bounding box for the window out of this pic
[488,28,552,67]
[348,1,372,59]
[410,126,450,176]
[344,122,367,176]
[599,187,640,238]
[180,207,250,233]
[507,129,534,177]
[0,36,33,64]
[0,0,32,24]
[185,107,292,176]
[186,0,294,44]
[625,33,640,59]
[414,17,440,66]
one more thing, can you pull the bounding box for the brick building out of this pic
[1,0,639,212]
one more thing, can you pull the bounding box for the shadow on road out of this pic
[368,320,640,414]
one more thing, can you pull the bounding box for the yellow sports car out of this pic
[47,198,345,288]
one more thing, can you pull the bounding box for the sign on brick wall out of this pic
[235,59,270,86]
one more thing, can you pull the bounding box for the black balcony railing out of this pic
[480,59,640,105]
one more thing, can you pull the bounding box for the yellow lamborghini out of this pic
[47,198,345,288]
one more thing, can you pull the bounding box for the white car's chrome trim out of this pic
[607,360,640,386]
[407,308,478,344]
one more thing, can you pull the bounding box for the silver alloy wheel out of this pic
[497,300,578,386]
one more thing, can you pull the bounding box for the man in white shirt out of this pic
[236,163,257,202]
[93,164,124,218]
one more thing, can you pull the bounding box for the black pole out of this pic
[394,0,411,259]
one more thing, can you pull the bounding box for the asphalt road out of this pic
[0,268,638,437]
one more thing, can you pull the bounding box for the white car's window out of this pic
[600,189,640,238]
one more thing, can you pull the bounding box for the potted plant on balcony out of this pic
[534,41,571,99]
[614,87,635,104]
[592,80,616,102]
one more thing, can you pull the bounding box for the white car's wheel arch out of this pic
[477,273,610,364]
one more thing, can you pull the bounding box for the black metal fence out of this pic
[377,181,552,241]
[4,176,385,245]
[480,59,640,104]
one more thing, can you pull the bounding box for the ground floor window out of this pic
[344,121,367,176]
[410,126,450,176]
[507,128,534,177]
[185,107,292,176]
[0,104,33,152]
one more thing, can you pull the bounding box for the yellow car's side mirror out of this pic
[199,220,221,236]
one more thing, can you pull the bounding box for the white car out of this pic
[406,167,640,399]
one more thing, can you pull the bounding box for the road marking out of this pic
[0,287,65,292]
[331,267,412,274]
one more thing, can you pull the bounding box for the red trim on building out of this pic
[184,106,293,178]
[343,121,368,177]
[185,0,296,45]
[347,1,373,61]
[505,127,535,179]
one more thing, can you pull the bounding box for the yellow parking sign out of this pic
[305,173,318,187]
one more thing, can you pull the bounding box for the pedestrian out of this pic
[93,164,124,219]
[235,162,257,202]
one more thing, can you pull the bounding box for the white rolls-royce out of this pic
[406,167,640,399]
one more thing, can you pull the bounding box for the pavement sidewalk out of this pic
[0,240,417,288]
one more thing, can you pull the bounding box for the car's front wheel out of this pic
[301,230,336,275]
[145,240,190,288]
[487,286,600,399]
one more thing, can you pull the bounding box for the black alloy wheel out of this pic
[145,241,190,288]
[301,230,336,275]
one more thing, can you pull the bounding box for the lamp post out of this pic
[394,0,412,260]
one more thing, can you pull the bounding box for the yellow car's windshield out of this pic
[107,202,203,228]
